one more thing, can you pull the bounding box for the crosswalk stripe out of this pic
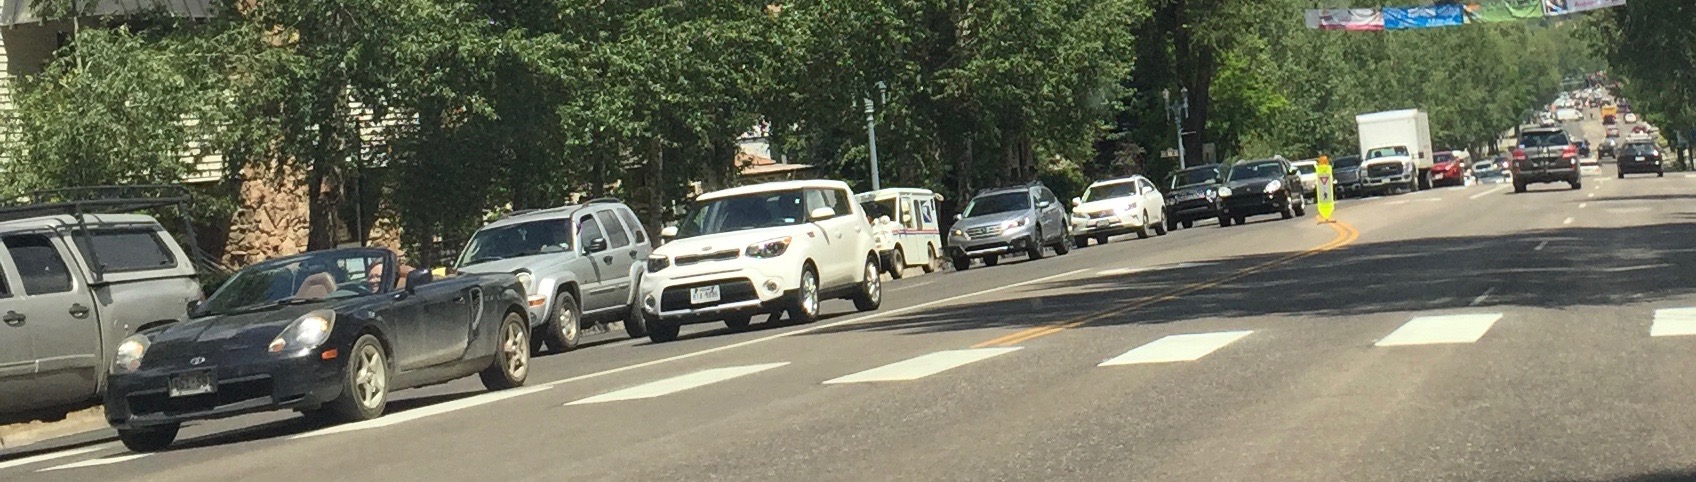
[0,444,113,471]
[1375,314,1502,346]
[566,363,789,405]
[1098,331,1253,366]
[823,348,1021,384]
[1651,308,1696,337]
[38,454,149,472]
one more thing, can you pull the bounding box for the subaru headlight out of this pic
[1217,186,1233,198]
[951,228,965,238]
[1001,217,1030,230]
[647,255,670,273]
[745,236,792,258]
[113,334,151,374]
[1264,180,1282,194]
[515,270,535,294]
[269,309,335,354]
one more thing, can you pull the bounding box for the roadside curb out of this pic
[0,408,111,452]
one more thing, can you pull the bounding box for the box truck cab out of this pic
[1355,109,1435,195]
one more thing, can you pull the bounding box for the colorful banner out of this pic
[1565,0,1628,14]
[1305,8,1385,31]
[1465,1,1547,22]
[1384,5,1466,29]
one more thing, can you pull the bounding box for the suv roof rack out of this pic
[975,180,1044,197]
[584,197,622,205]
[0,184,214,282]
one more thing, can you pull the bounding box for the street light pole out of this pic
[1164,88,1191,168]
[865,81,888,192]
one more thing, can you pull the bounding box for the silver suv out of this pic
[945,183,1072,270]
[0,187,203,425]
[456,199,651,353]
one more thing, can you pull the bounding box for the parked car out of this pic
[1512,126,1582,192]
[0,188,203,426]
[455,199,651,351]
[1290,159,1320,199]
[1331,155,1364,198]
[1617,137,1665,178]
[947,182,1071,269]
[855,188,945,279]
[1164,164,1223,230]
[1430,150,1471,187]
[1215,157,1307,227]
[104,248,531,452]
[639,180,882,342]
[1068,176,1167,246]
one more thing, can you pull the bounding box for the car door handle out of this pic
[3,311,23,326]
[68,304,90,319]
[602,256,614,264]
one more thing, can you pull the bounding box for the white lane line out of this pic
[1534,240,1549,251]
[538,268,1088,390]
[1563,217,1575,225]
[1651,308,1696,337]
[1587,193,1595,198]
[1470,287,1496,306]
[567,363,788,405]
[294,385,551,439]
[1099,331,1254,366]
[1468,185,1509,200]
[1375,314,1503,346]
[1579,202,1588,209]
[824,348,1021,384]
[38,454,149,472]
[0,444,114,471]
[1685,174,1696,179]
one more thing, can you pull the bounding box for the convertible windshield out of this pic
[962,192,1031,217]
[200,251,390,315]
[1082,182,1136,202]
[676,190,807,238]
[459,219,572,267]
[1170,167,1220,189]
[1227,161,1286,181]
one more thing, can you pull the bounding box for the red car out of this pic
[1429,151,1470,187]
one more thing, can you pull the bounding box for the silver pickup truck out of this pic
[1,187,203,424]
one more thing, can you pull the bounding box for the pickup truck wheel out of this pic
[1183,220,1194,229]
[1095,234,1110,245]
[1073,235,1089,248]
[117,423,179,452]
[540,292,581,353]
[984,256,1000,267]
[888,249,907,280]
[1513,182,1528,193]
[852,258,882,312]
[952,255,971,271]
[479,312,530,391]
[327,335,389,422]
[1418,172,1433,190]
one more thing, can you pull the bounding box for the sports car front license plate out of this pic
[690,285,721,305]
[169,370,215,398]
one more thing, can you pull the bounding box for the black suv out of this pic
[1215,157,1307,227]
[1616,139,1665,178]
[1164,164,1222,231]
[1512,126,1581,192]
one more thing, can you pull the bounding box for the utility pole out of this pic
[865,81,888,191]
[1164,88,1191,168]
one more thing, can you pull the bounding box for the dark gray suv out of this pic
[945,183,1072,270]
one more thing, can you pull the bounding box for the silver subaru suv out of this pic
[456,199,651,353]
[944,182,1072,270]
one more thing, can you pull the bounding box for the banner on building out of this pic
[1465,0,1547,22]
[1385,5,1466,29]
[1305,8,1385,31]
[1565,0,1628,14]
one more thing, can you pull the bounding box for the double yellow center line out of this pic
[971,220,1361,348]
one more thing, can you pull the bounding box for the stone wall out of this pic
[222,163,311,267]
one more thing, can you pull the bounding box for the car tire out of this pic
[1218,215,1233,227]
[1095,234,1109,245]
[922,245,941,273]
[1658,171,1665,177]
[952,255,971,271]
[1618,171,1625,179]
[984,256,1000,267]
[1027,232,1045,260]
[646,318,680,343]
[723,316,752,329]
[327,335,389,422]
[1570,179,1583,190]
[1280,202,1294,220]
[1293,200,1307,217]
[852,257,882,312]
[1165,217,1178,233]
[1136,226,1150,239]
[1235,216,1247,225]
[888,249,906,280]
[1055,233,1073,255]
[539,291,581,354]
[117,423,179,453]
[1073,235,1089,248]
[1183,220,1194,229]
[787,265,822,323]
[622,306,649,338]
[1153,215,1168,236]
[479,312,530,391]
[1513,182,1527,193]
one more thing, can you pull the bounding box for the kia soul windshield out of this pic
[675,190,807,238]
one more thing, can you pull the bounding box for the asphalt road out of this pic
[7,165,1696,481]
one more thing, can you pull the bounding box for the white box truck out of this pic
[1355,109,1435,194]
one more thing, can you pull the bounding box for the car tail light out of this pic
[1512,149,1527,161]
[1562,145,1578,159]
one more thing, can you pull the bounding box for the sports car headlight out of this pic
[1217,186,1233,198]
[1001,217,1030,230]
[112,334,150,374]
[269,309,335,353]
[646,255,670,273]
[515,271,535,294]
[746,236,792,258]
[1264,180,1282,193]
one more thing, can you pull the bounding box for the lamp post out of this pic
[1164,88,1191,168]
[865,81,888,191]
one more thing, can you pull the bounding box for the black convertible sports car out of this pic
[104,248,530,451]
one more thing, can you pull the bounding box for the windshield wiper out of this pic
[462,255,507,266]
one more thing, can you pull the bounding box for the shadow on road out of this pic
[1549,470,1696,482]
[809,221,1696,337]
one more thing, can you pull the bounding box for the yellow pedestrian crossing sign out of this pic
[1316,156,1336,222]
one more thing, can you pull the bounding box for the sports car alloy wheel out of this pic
[503,320,529,379]
[353,343,388,411]
[481,313,530,390]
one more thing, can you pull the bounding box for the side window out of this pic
[73,228,177,273]
[0,259,10,298]
[3,234,74,295]
[806,189,849,218]
[578,215,604,251]
[617,208,648,244]
[596,211,632,249]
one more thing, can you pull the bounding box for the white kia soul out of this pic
[638,180,882,342]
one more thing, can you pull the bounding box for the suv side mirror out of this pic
[405,269,433,292]
[1071,197,1081,207]
[953,213,962,221]
[1037,200,1052,209]
[187,299,202,315]
[660,226,678,239]
[585,237,609,253]
[1142,186,1157,195]
[809,206,836,220]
